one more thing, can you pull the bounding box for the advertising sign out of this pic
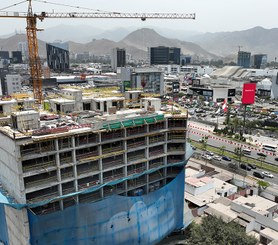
[242,83,256,105]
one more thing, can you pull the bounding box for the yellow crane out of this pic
[0,0,195,104]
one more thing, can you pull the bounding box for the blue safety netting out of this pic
[28,169,185,245]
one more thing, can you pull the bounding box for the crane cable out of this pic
[33,0,112,13]
[0,0,26,11]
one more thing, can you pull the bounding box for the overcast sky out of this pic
[0,0,277,35]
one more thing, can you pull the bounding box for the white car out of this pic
[201,154,212,160]
[213,155,222,161]
[262,171,274,178]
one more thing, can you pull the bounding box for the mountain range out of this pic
[0,26,277,62]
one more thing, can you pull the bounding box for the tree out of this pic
[220,145,226,156]
[234,147,243,166]
[258,156,266,167]
[201,136,208,151]
[257,180,270,195]
[186,215,257,245]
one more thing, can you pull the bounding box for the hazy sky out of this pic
[0,0,277,35]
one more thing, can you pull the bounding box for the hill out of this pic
[188,26,278,60]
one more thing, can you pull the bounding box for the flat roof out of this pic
[260,227,278,241]
[232,195,277,215]
[205,202,238,223]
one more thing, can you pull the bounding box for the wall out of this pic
[0,204,9,245]
[0,134,23,202]
[5,206,30,245]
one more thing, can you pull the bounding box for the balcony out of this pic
[22,159,56,173]
[77,161,99,176]
[101,130,124,142]
[103,169,124,183]
[24,172,58,190]
[76,147,98,162]
[127,150,145,163]
[149,146,164,158]
[149,135,165,145]
[127,137,145,149]
[149,122,165,133]
[102,156,123,170]
[126,126,147,137]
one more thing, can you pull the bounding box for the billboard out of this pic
[242,83,256,105]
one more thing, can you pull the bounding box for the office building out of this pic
[11,51,23,64]
[46,42,70,72]
[150,46,180,65]
[252,54,267,69]
[111,48,126,71]
[237,51,251,68]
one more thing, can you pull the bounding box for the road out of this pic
[187,120,278,185]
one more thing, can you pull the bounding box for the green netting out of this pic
[145,117,155,123]
[156,114,164,121]
[122,120,134,127]
[134,118,145,125]
[103,114,165,130]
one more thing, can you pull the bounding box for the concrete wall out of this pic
[0,133,24,202]
[5,206,30,245]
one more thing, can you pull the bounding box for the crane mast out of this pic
[26,0,43,103]
[0,0,195,104]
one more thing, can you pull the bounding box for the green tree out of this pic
[257,180,270,195]
[201,136,208,151]
[234,147,243,165]
[258,156,266,167]
[220,145,226,156]
[186,215,257,245]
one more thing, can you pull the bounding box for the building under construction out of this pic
[0,94,191,245]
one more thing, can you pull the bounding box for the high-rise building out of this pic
[111,48,126,71]
[251,54,267,69]
[149,46,180,65]
[180,55,192,66]
[17,42,28,60]
[11,51,23,64]
[46,42,70,72]
[237,51,251,68]
[0,51,9,60]
[0,103,190,244]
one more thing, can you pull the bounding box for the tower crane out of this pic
[0,0,195,103]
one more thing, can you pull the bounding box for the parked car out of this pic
[257,152,267,157]
[240,164,251,171]
[191,146,197,150]
[202,154,212,160]
[206,151,214,156]
[275,157,278,161]
[262,171,274,178]
[247,163,256,169]
[253,171,264,179]
[222,156,232,161]
[213,155,222,161]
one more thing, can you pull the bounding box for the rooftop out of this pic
[232,195,277,215]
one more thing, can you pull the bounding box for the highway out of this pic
[187,120,278,185]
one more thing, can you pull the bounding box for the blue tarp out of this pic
[28,169,185,245]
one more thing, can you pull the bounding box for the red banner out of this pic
[242,83,256,105]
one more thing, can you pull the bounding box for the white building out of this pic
[5,74,22,95]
